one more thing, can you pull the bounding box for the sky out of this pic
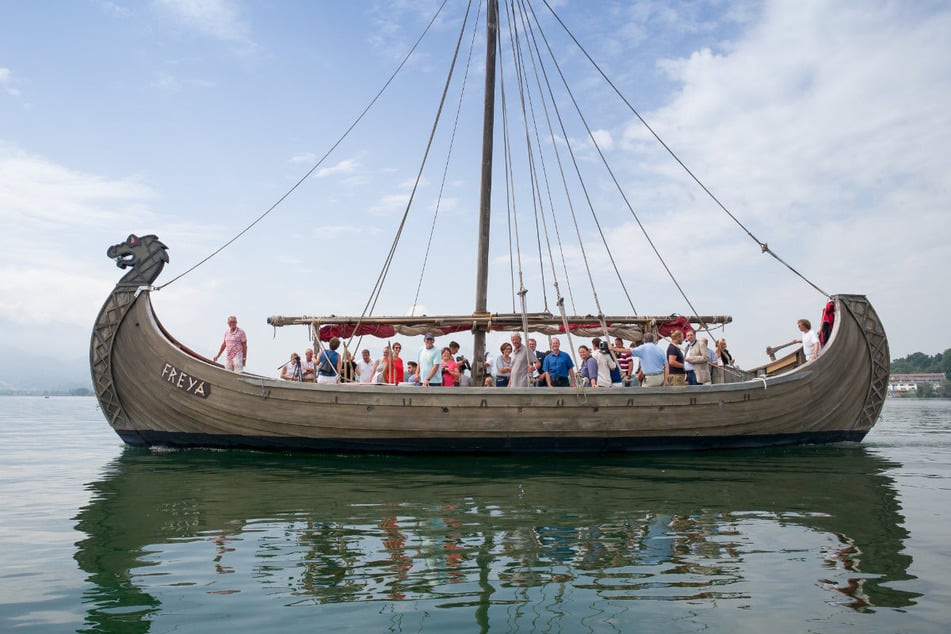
[2,0,950,381]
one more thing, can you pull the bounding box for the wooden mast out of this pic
[472,0,499,387]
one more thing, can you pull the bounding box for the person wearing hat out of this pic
[418,333,442,386]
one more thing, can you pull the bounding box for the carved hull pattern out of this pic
[90,288,138,430]
[840,296,890,429]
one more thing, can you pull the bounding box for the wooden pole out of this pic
[472,0,498,387]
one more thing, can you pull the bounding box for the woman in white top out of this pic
[280,352,303,381]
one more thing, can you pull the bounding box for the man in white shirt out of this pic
[356,349,378,383]
[795,318,821,361]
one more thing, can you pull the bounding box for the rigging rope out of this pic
[505,0,569,347]
[409,2,483,316]
[501,1,587,379]
[516,0,639,315]
[496,39,520,314]
[153,0,452,291]
[513,0,606,324]
[353,0,475,343]
[539,0,830,300]
[509,0,583,317]
[499,6,556,315]
[527,0,708,325]
[497,21,567,330]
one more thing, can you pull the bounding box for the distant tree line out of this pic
[890,349,951,378]
[890,349,951,398]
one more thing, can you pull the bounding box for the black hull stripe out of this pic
[118,429,868,455]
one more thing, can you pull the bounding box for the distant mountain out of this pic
[0,344,91,392]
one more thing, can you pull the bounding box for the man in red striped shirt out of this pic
[612,337,633,383]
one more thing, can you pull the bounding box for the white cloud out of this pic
[0,145,163,328]
[95,0,132,18]
[0,67,21,97]
[642,2,951,222]
[399,176,428,189]
[0,265,113,327]
[314,158,359,178]
[290,152,317,164]
[154,0,253,44]
[371,192,411,214]
[149,70,214,92]
[151,70,181,91]
[590,129,614,151]
[0,145,154,232]
[609,0,951,360]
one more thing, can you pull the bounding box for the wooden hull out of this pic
[90,288,889,453]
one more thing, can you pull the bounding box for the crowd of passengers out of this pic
[277,326,763,388]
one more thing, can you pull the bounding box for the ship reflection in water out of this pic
[74,446,918,632]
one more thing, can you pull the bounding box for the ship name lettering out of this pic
[160,362,211,398]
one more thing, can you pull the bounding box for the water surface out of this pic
[1,397,949,632]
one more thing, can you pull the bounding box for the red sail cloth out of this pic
[317,323,473,341]
[319,324,396,340]
[656,316,693,337]
[317,317,690,342]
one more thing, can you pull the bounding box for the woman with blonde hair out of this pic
[715,338,734,367]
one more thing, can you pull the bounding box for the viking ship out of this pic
[90,0,889,453]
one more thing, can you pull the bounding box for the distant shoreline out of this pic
[0,389,93,397]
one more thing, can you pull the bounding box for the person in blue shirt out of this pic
[630,333,668,387]
[418,333,442,386]
[542,337,575,387]
[578,345,598,387]
[316,337,342,385]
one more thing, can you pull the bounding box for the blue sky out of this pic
[2,0,950,379]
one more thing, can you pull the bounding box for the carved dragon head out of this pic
[107,234,169,287]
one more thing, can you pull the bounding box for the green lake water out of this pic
[1,396,948,632]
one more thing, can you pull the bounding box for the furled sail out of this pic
[267,312,731,342]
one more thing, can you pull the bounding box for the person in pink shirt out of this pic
[439,347,461,386]
[213,315,247,372]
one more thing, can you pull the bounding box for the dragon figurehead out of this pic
[107,234,169,287]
